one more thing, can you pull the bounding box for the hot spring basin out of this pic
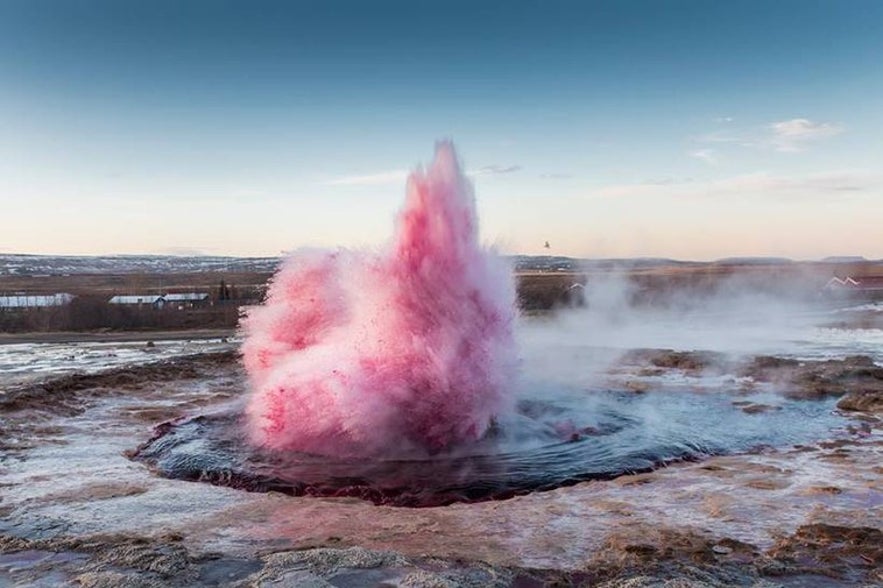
[130,387,844,507]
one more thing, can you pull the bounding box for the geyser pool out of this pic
[241,141,516,456]
[130,386,845,507]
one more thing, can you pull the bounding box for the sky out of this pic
[1,0,881,260]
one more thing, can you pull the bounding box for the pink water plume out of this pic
[241,141,517,457]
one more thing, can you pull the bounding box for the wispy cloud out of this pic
[690,149,717,165]
[694,117,843,153]
[325,163,521,186]
[694,130,759,149]
[325,170,409,186]
[594,171,876,200]
[470,164,523,176]
[769,118,843,152]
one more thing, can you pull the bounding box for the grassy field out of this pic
[1,260,880,334]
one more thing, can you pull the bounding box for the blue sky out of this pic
[1,0,881,259]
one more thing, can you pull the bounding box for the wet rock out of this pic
[743,356,800,373]
[397,561,514,588]
[398,569,459,587]
[0,351,239,416]
[844,421,874,435]
[623,544,659,558]
[75,571,165,588]
[600,529,746,569]
[836,390,883,413]
[195,556,263,585]
[73,536,195,581]
[802,485,842,496]
[767,524,883,582]
[257,547,407,579]
[615,473,657,487]
[620,349,729,373]
[41,481,149,505]
[0,533,204,587]
[257,569,332,587]
[731,402,781,415]
[740,354,883,401]
[245,548,515,588]
[624,381,650,394]
[590,561,763,588]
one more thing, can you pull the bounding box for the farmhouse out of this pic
[163,293,211,309]
[108,295,166,308]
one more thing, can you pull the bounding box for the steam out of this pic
[241,142,517,457]
[531,265,832,357]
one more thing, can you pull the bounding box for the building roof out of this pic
[0,293,75,308]
[164,293,210,301]
[108,293,210,305]
[108,295,164,305]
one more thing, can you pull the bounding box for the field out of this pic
[1,259,881,335]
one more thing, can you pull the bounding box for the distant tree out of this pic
[218,279,231,301]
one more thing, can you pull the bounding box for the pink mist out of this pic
[241,141,517,456]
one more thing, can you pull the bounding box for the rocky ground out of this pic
[1,350,881,587]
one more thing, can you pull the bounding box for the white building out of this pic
[0,293,75,309]
[107,293,210,309]
[108,295,166,308]
[163,293,210,309]
[163,293,210,303]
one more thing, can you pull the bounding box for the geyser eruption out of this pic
[242,141,517,456]
[136,182,855,505]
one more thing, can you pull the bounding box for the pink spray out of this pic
[241,141,517,456]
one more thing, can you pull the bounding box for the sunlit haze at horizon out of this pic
[2,0,881,260]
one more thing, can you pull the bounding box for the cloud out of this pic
[714,116,734,123]
[690,149,717,165]
[694,130,759,149]
[695,118,843,153]
[769,118,843,152]
[470,164,523,176]
[594,171,877,200]
[324,164,522,186]
[325,170,409,186]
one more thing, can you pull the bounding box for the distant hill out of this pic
[0,253,873,277]
[712,257,794,266]
[820,256,867,263]
[0,254,281,276]
[508,256,700,272]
